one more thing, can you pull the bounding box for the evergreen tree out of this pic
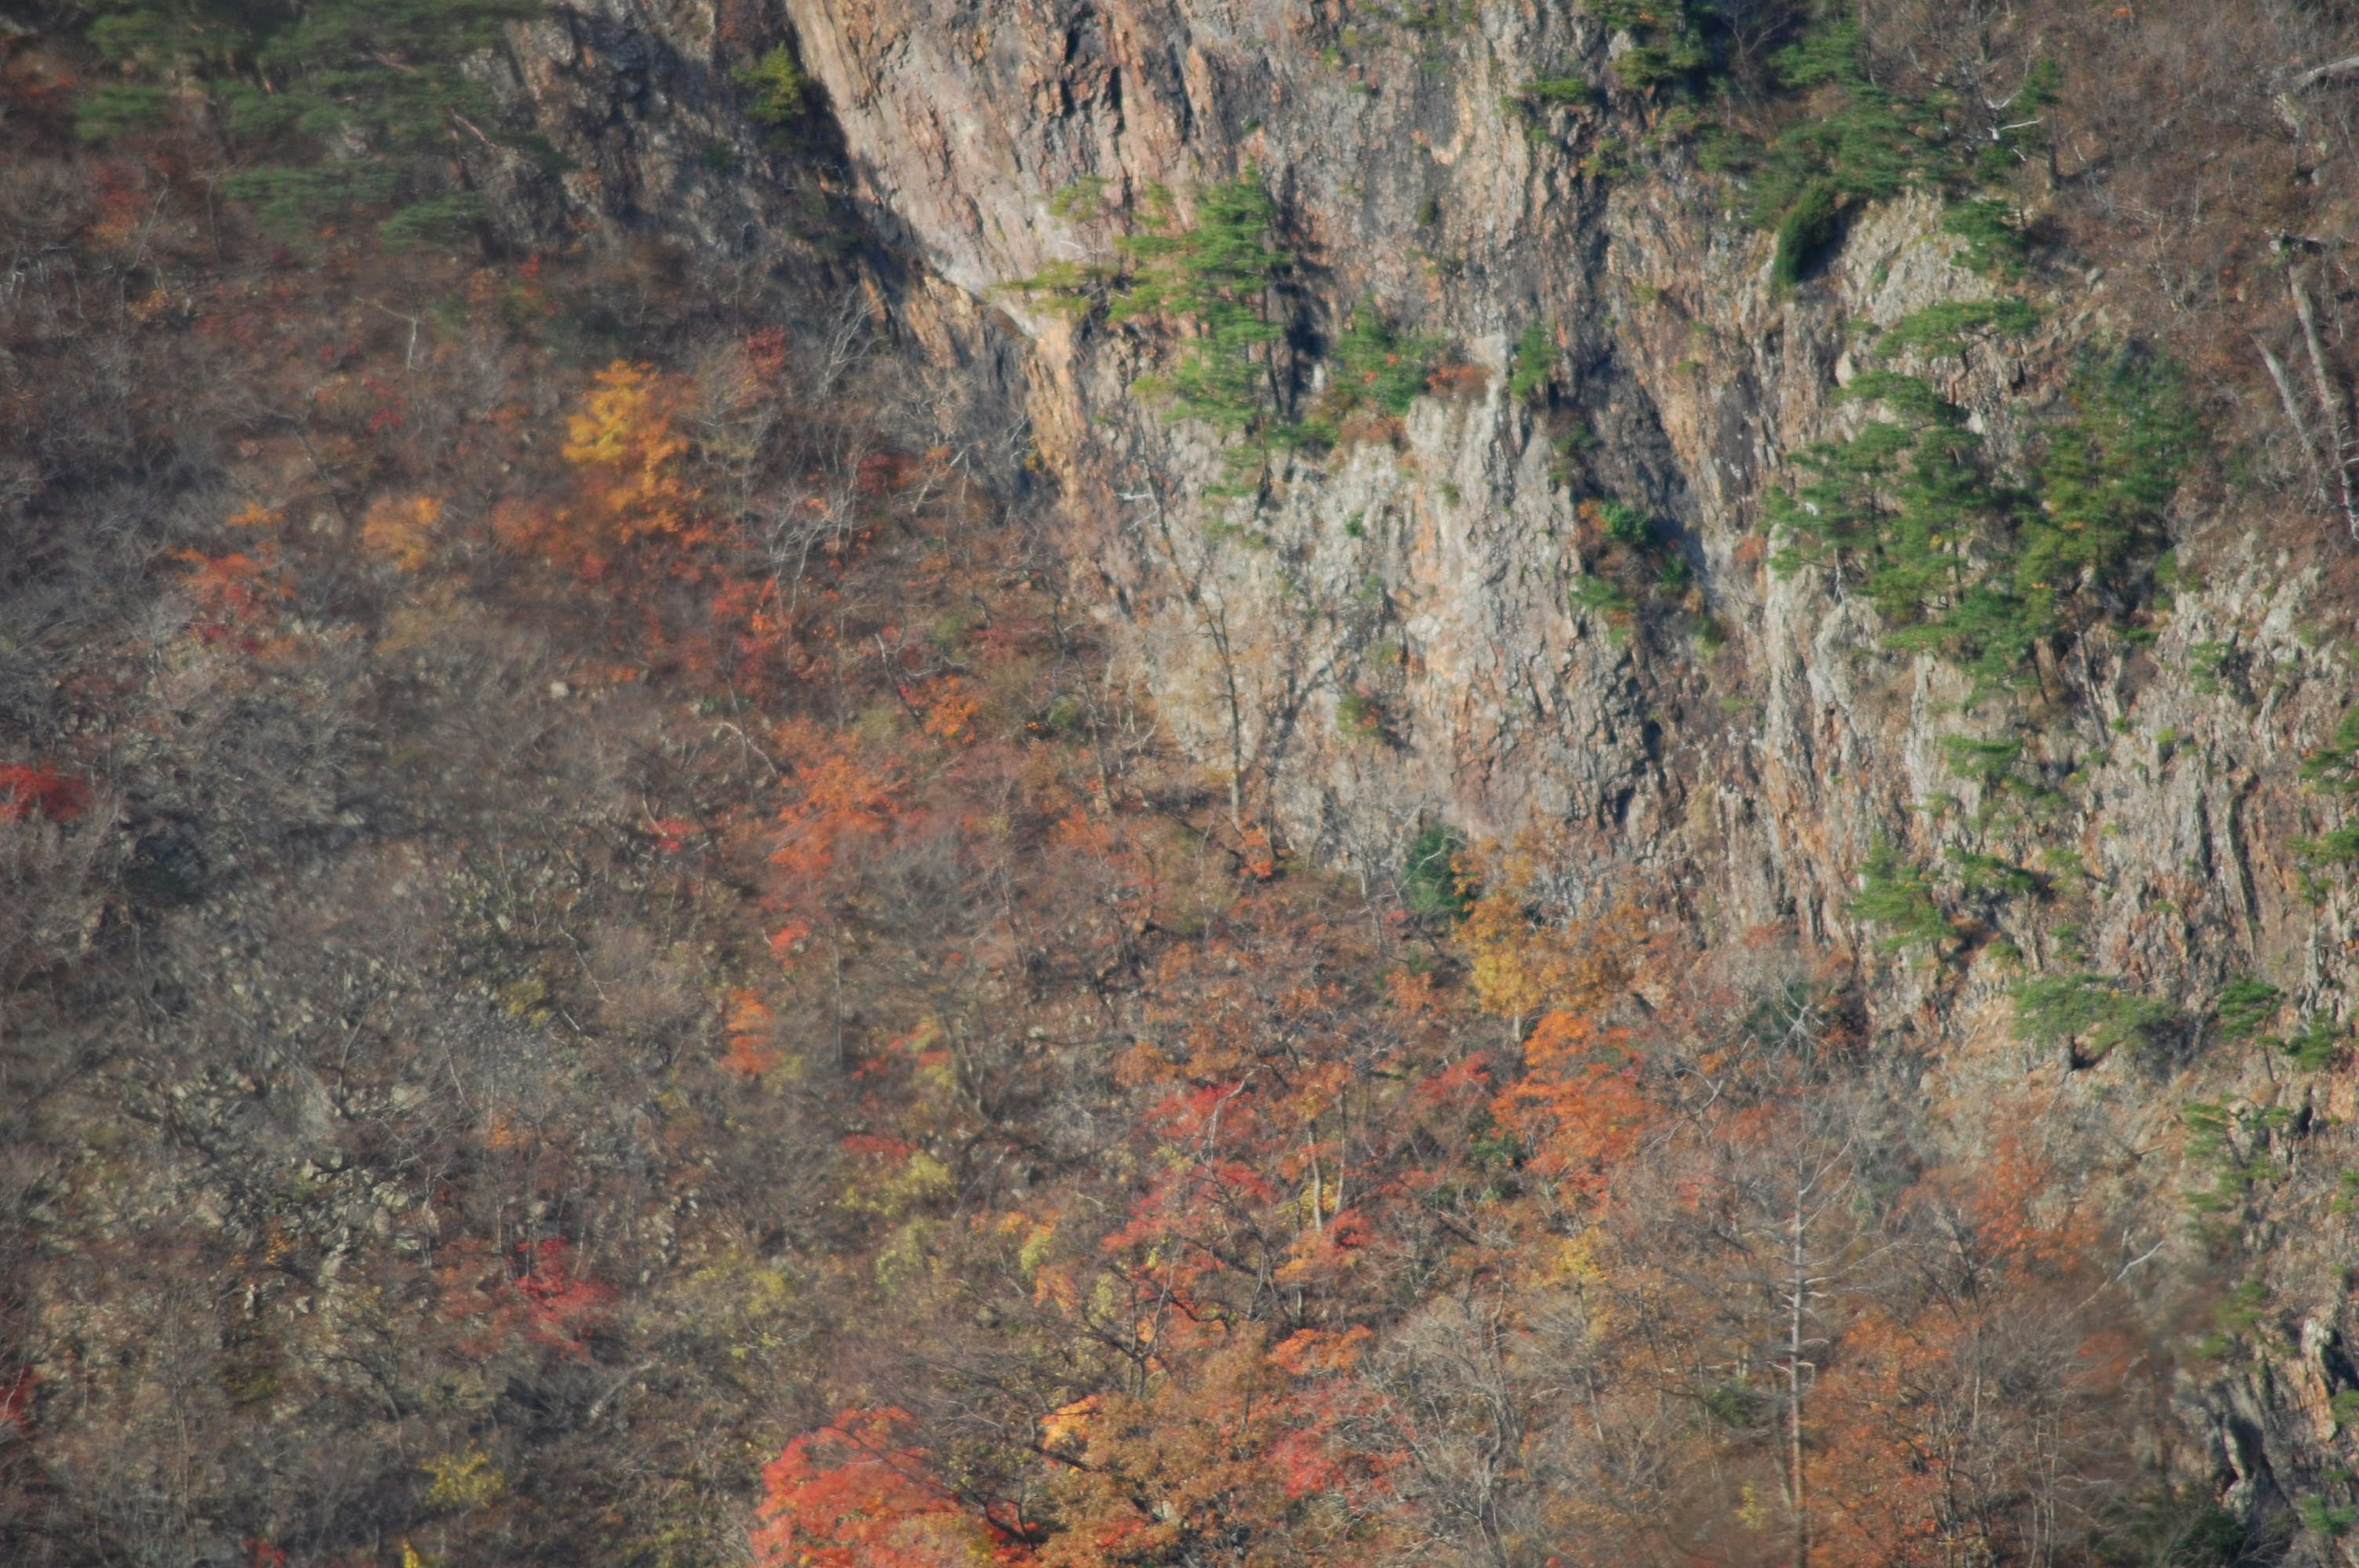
[80,0,541,241]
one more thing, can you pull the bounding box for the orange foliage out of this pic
[722,988,783,1077]
[1492,1010,1656,1198]
[495,361,703,575]
[919,679,980,744]
[754,1408,1029,1568]
[770,744,901,892]
[361,493,445,570]
[1455,850,1632,1023]
[1800,1140,2119,1568]
[507,1238,612,1357]
[434,1236,612,1361]
[1035,1332,1308,1568]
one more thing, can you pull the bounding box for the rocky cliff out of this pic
[351,0,2359,1545]
[762,0,2349,990]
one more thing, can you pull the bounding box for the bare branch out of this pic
[2289,54,2359,93]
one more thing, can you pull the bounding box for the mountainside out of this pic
[13,0,2359,1564]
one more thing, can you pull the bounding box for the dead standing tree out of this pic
[2275,239,2359,539]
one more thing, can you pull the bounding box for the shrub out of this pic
[378,192,488,251]
[2294,822,2359,873]
[1772,181,1842,287]
[1942,198,2027,276]
[1720,12,2056,297]
[1750,18,1925,217]
[737,44,813,146]
[2019,346,2198,607]
[1768,369,2038,686]
[74,84,171,142]
[1509,321,1557,404]
[1048,176,1111,222]
[2301,1497,2356,1540]
[2091,1491,2247,1568]
[2189,639,2234,695]
[1517,77,1594,108]
[1940,736,2024,791]
[1850,837,1947,951]
[2300,707,2359,794]
[1877,299,2040,358]
[2285,1014,2347,1072]
[1945,847,2038,899]
[2014,973,2175,1062]
[1587,0,1713,90]
[1570,575,1636,632]
[1598,499,1655,548]
[1336,690,1388,742]
[1768,347,2191,688]
[85,0,541,236]
[1403,824,1471,919]
[1321,307,1441,423]
[2215,976,2283,1042]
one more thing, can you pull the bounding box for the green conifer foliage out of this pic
[2014,973,2175,1061]
[1320,307,1441,424]
[1769,312,2193,689]
[1769,368,2031,683]
[2019,347,2198,607]
[1508,320,1557,404]
[80,0,539,240]
[1403,824,1471,920]
[736,45,812,149]
[1850,837,1948,951]
[1112,177,1295,439]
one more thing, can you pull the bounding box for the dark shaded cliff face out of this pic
[485,0,2359,1535]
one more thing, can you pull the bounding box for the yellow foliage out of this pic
[1456,848,1633,1022]
[1016,1218,1057,1279]
[872,1217,943,1293]
[421,1447,507,1511]
[225,502,281,529]
[362,494,445,570]
[675,1250,798,1363]
[562,360,700,544]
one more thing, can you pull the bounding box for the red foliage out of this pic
[435,1236,611,1360]
[508,1238,612,1357]
[0,763,89,823]
[0,1367,35,1434]
[754,1408,1032,1568]
[177,548,287,649]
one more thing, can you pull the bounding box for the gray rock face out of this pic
[763,0,2338,975]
